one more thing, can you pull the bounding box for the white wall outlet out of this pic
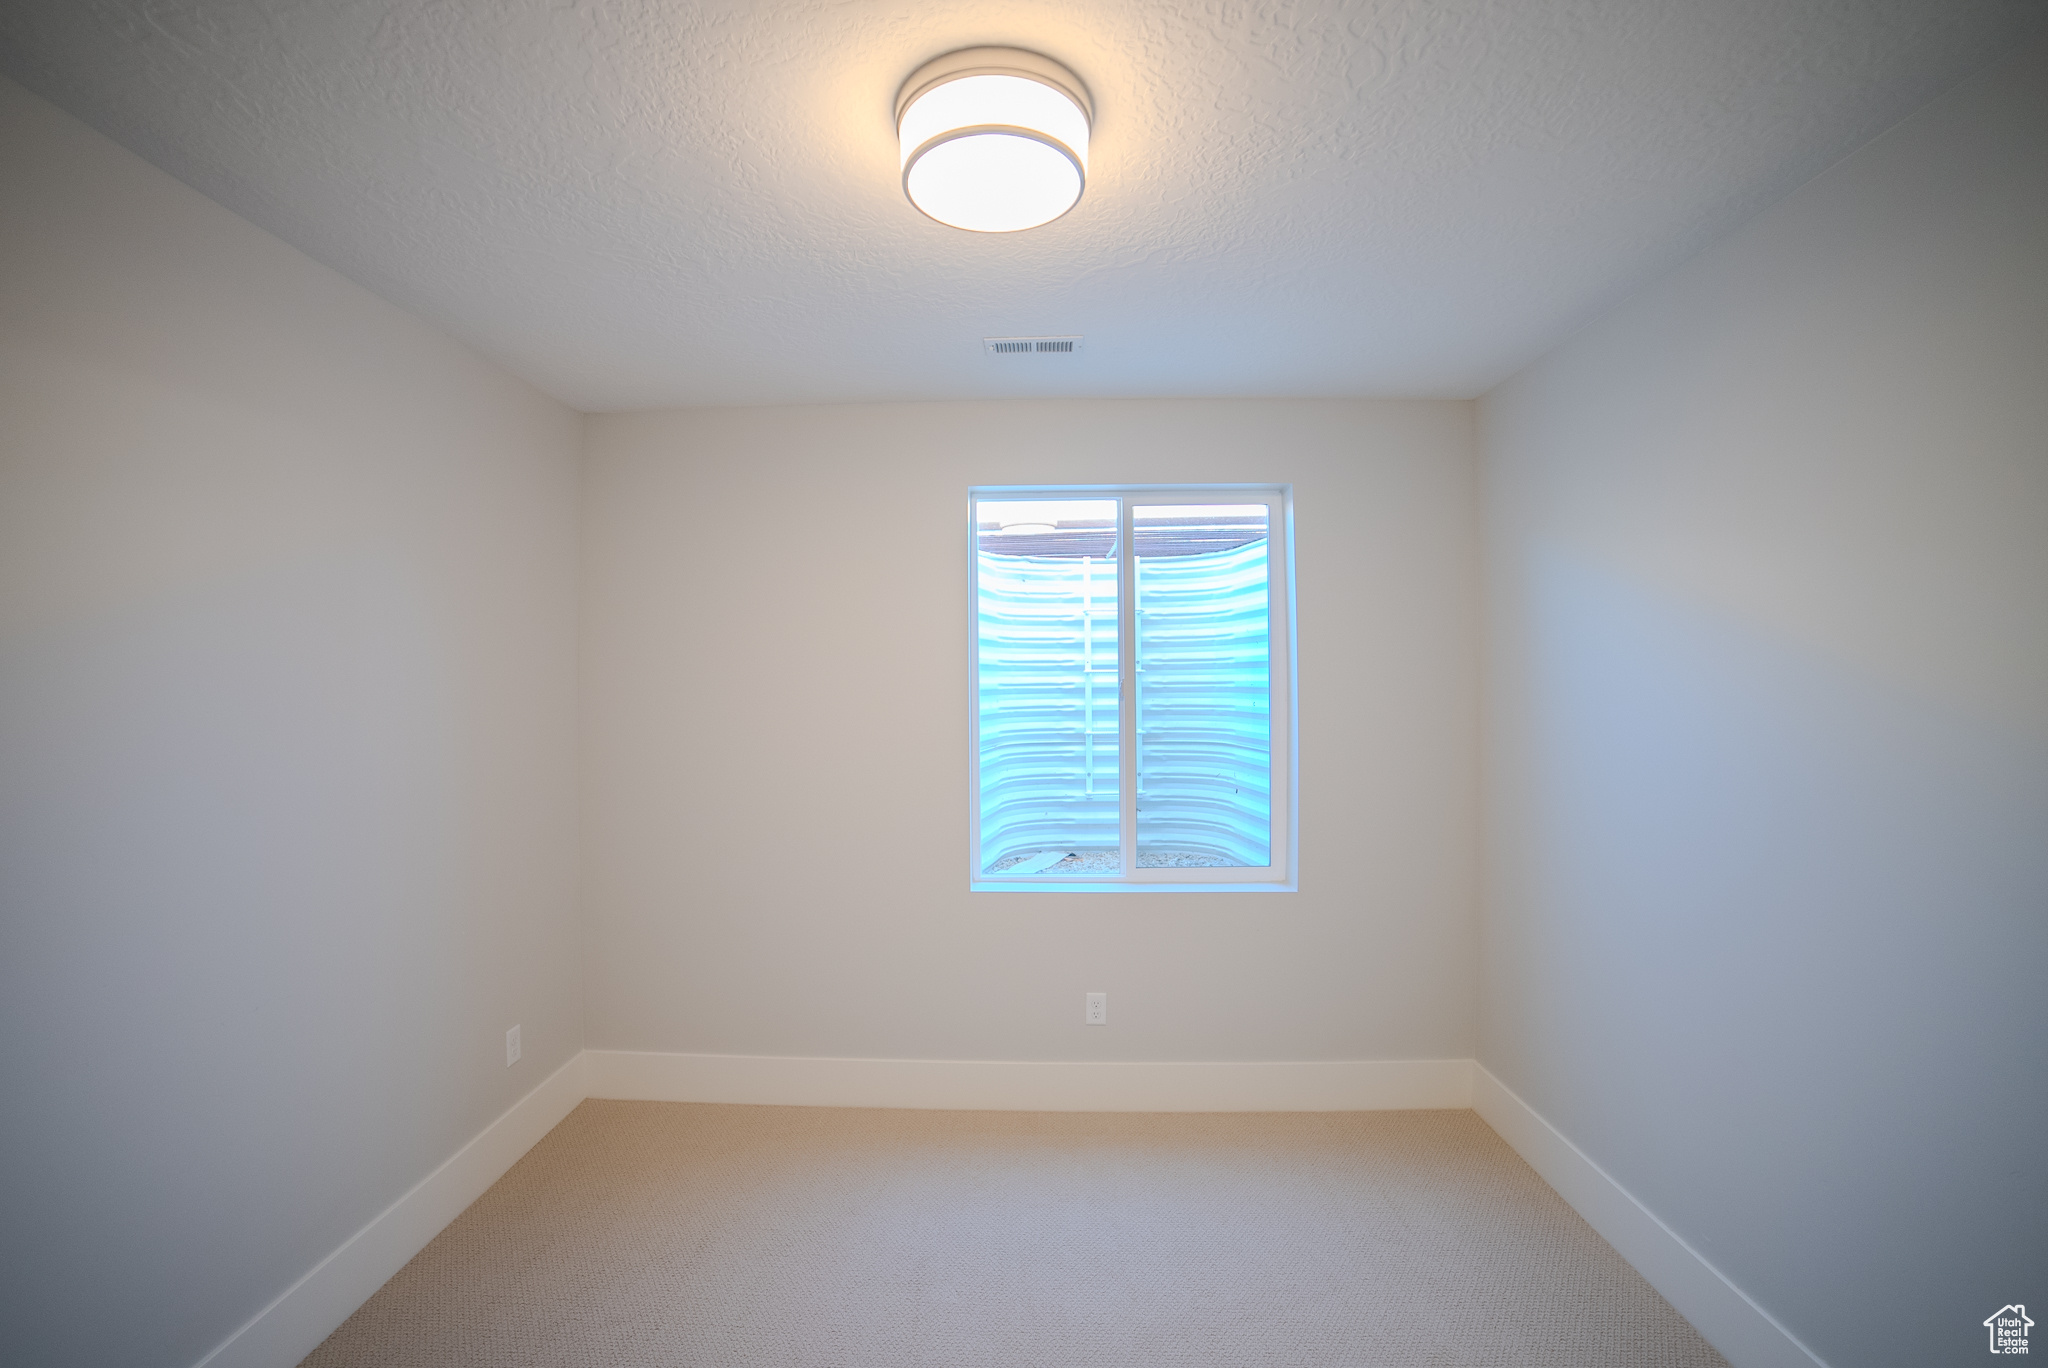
[1085,992,1107,1025]
[505,1024,521,1066]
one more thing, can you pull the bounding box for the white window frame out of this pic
[968,484,1296,892]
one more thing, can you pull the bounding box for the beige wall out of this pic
[1479,37,2048,1368]
[0,80,583,1365]
[582,398,1480,1064]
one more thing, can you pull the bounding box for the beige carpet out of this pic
[302,1101,1728,1367]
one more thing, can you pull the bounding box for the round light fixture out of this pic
[896,48,1092,233]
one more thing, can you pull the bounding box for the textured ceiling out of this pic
[3,1,2040,409]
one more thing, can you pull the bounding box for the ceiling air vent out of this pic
[984,336,1084,355]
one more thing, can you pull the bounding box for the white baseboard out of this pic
[1471,1065,1828,1368]
[192,1051,588,1368]
[585,1050,1475,1111]
[183,1051,1474,1367]
[173,1054,1825,1368]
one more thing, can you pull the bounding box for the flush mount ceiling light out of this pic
[897,48,1092,233]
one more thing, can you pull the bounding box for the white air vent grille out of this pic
[985,336,1083,355]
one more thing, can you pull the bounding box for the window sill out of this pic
[971,879,1297,893]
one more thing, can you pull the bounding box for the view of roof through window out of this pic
[974,502,1269,559]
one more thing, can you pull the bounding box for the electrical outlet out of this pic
[505,1025,521,1066]
[1085,992,1107,1025]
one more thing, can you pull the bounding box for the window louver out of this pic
[976,551,1120,864]
[1132,537,1271,865]
[976,534,1270,871]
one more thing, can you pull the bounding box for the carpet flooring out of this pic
[302,1101,1729,1367]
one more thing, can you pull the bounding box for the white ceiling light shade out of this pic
[897,49,1092,233]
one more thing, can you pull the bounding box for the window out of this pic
[970,487,1293,889]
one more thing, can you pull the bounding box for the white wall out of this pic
[0,80,583,1366]
[583,398,1478,1064]
[1480,37,2048,1368]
